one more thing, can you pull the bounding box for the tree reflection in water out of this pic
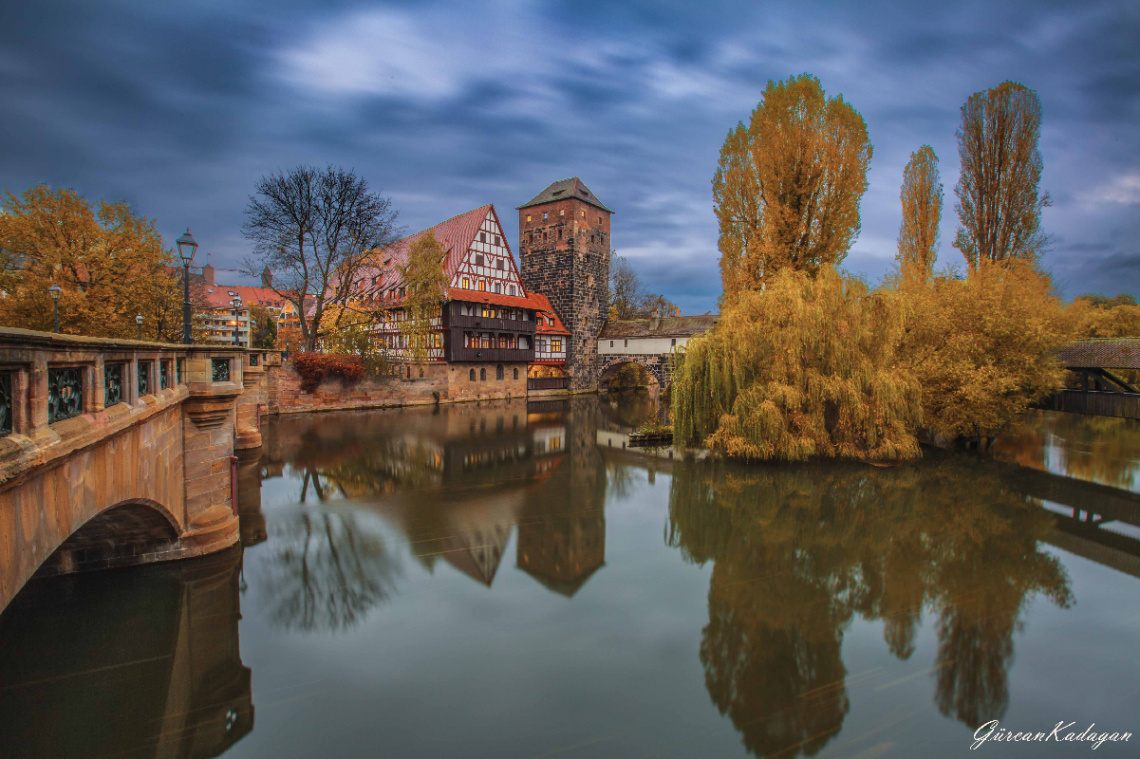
[667,456,1072,757]
[259,509,401,632]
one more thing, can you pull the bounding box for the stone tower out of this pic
[517,178,612,391]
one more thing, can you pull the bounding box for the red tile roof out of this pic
[530,293,570,335]
[359,205,504,296]
[200,284,293,310]
[447,287,546,312]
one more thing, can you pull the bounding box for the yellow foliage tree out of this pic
[0,185,191,340]
[712,74,872,302]
[398,234,448,366]
[672,267,922,461]
[897,145,942,275]
[895,261,1067,442]
[1067,296,1140,338]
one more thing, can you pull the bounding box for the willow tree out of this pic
[399,233,448,366]
[953,82,1050,269]
[673,267,921,461]
[897,145,942,275]
[712,74,872,302]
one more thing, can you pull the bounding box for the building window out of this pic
[559,209,564,216]
[542,231,547,242]
[479,280,486,292]
[496,364,504,381]
[543,212,548,220]
[495,235,501,245]
[470,368,476,381]
[479,232,486,243]
[462,277,470,289]
[581,210,585,217]
[551,338,562,352]
[557,228,563,240]
[610,341,613,347]
[528,232,533,243]
[671,338,677,347]
[509,285,516,296]
[480,368,486,381]
[513,367,519,380]
[519,336,529,349]
[475,254,484,266]
[494,283,501,294]
[624,339,628,348]
[526,215,532,222]
[497,259,504,270]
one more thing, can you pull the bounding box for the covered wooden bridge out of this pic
[1048,338,1140,419]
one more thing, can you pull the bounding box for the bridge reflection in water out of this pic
[0,545,252,758]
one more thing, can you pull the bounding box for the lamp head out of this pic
[176,228,198,264]
[136,314,144,325]
[48,284,62,301]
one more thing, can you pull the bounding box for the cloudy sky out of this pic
[2,0,1137,314]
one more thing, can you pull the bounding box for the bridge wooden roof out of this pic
[599,314,717,339]
[1058,339,1140,369]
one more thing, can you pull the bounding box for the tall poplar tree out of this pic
[712,74,872,302]
[897,146,942,274]
[953,82,1050,269]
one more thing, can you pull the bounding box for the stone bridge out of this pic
[598,353,674,390]
[0,327,275,612]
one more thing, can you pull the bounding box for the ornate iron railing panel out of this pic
[138,361,151,397]
[249,353,259,367]
[160,360,169,390]
[212,358,230,382]
[48,367,83,423]
[105,364,124,405]
[0,371,11,435]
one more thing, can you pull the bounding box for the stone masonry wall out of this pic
[519,196,611,392]
[264,360,528,415]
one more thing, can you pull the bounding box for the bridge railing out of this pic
[0,328,274,470]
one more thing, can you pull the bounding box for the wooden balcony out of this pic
[447,345,534,363]
[445,312,536,334]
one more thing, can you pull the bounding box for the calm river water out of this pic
[2,398,1140,757]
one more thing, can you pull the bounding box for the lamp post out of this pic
[176,229,198,345]
[232,297,242,346]
[48,284,62,333]
[136,314,144,341]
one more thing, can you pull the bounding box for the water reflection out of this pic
[0,546,251,759]
[994,410,1140,492]
[667,458,1072,756]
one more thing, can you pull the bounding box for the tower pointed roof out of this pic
[517,177,613,213]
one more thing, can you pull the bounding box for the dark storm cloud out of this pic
[1,0,1137,306]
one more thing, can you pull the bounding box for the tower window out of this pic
[559,209,564,216]
[542,232,547,242]
[557,229,563,240]
[496,364,504,381]
[581,210,585,218]
[527,215,532,222]
[528,232,534,243]
[480,368,486,381]
[470,368,476,381]
[543,212,548,220]
[513,368,519,380]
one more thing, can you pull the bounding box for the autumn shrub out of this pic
[672,267,922,462]
[291,352,367,393]
[894,260,1067,442]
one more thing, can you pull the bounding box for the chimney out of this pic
[202,263,215,286]
[649,315,662,332]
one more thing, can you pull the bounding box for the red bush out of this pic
[291,352,367,393]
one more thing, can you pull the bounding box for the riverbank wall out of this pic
[262,357,534,415]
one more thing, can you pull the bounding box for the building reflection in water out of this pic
[664,454,1073,758]
[0,545,252,759]
[255,398,606,622]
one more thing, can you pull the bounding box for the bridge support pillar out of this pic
[235,357,264,451]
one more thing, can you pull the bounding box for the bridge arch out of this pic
[33,499,182,579]
[599,356,670,391]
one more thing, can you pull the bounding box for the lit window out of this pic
[543,212,548,220]
[581,210,585,218]
[551,338,562,352]
[526,215,532,222]
[559,209,564,216]
[462,277,470,289]
[479,280,486,291]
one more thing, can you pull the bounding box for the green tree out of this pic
[953,82,1050,269]
[249,303,278,349]
[672,267,921,462]
[712,74,872,302]
[398,233,449,366]
[897,145,943,275]
[0,185,189,341]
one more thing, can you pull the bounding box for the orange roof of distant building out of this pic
[200,284,294,310]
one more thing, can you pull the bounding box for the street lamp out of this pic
[48,284,62,333]
[176,229,198,345]
[136,314,144,341]
[231,297,242,346]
